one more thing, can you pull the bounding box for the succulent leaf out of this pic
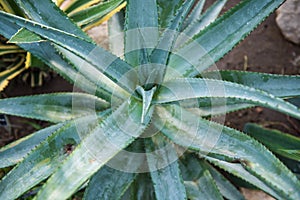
[0,11,136,93]
[203,70,300,98]
[0,114,103,200]
[0,93,109,122]
[0,123,65,168]
[206,157,281,199]
[124,0,159,67]
[167,0,285,77]
[181,0,205,30]
[0,8,108,98]
[180,154,244,200]
[12,0,122,98]
[149,0,195,86]
[244,123,300,162]
[35,99,147,199]
[14,0,91,40]
[125,173,156,200]
[154,105,300,199]
[145,134,187,200]
[84,165,137,200]
[182,0,227,38]
[155,78,300,120]
[184,170,223,200]
[157,0,183,29]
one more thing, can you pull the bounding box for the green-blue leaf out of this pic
[145,134,187,200]
[203,70,300,98]
[84,165,136,200]
[167,0,284,77]
[35,98,147,199]
[154,105,300,199]
[0,123,65,168]
[155,78,300,120]
[0,114,102,200]
[244,123,300,161]
[0,93,109,122]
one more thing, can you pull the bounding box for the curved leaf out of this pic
[155,78,300,120]
[0,93,109,122]
[35,98,147,199]
[0,11,136,93]
[179,154,223,200]
[14,0,90,40]
[206,157,281,199]
[202,70,300,98]
[183,0,227,38]
[56,46,129,100]
[84,165,136,200]
[167,0,284,77]
[244,123,300,161]
[12,0,123,99]
[154,105,300,199]
[0,123,65,168]
[180,154,244,200]
[151,0,196,64]
[157,0,183,29]
[0,114,103,200]
[0,8,110,99]
[180,97,252,116]
[149,0,195,87]
[145,134,187,200]
[184,170,223,200]
[181,0,205,30]
[122,173,156,200]
[4,0,128,98]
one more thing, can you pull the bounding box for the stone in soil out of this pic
[276,0,300,44]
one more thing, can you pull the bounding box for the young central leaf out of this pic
[136,85,156,124]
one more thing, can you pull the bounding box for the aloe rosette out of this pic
[0,0,300,199]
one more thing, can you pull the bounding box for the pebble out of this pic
[276,0,300,45]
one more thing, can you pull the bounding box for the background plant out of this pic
[0,0,300,199]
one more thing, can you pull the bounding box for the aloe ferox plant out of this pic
[0,0,300,199]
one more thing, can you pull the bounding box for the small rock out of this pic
[276,0,300,44]
[255,107,263,114]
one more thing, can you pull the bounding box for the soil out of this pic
[0,1,300,199]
